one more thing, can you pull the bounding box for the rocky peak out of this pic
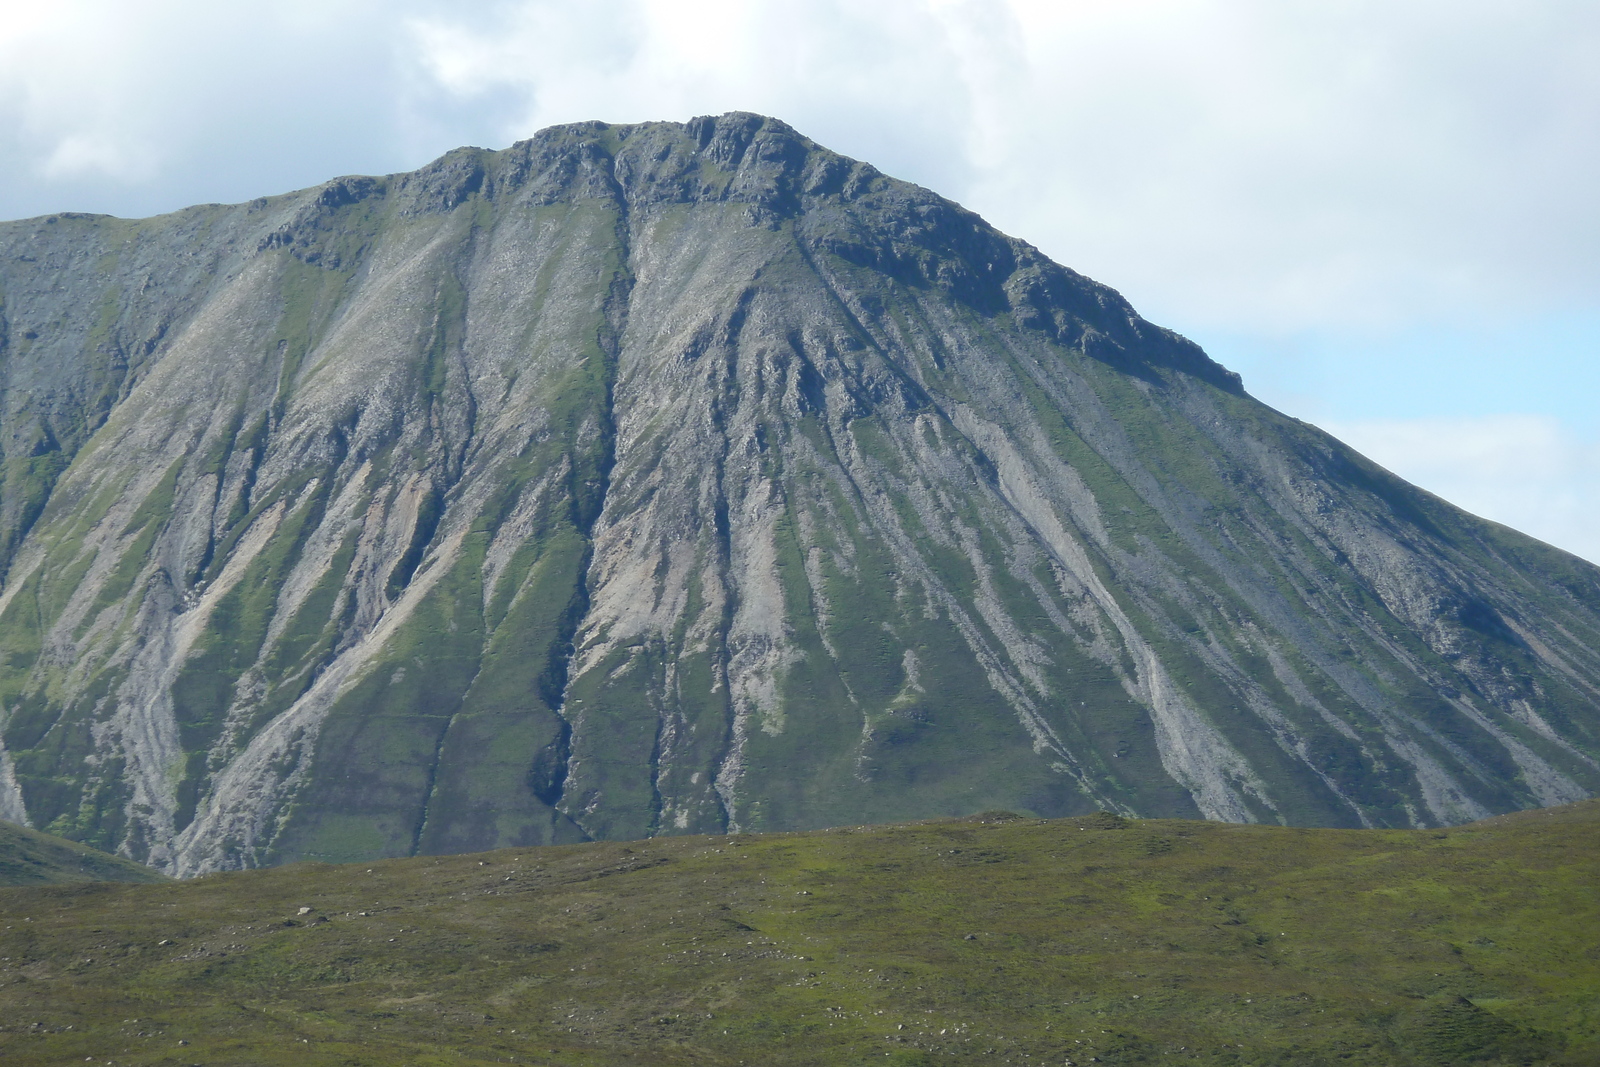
[0,115,1592,876]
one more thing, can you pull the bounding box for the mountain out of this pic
[2,803,1596,1065]
[0,819,167,886]
[0,113,1596,876]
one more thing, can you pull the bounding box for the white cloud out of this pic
[402,1,991,198]
[40,133,153,181]
[0,2,157,182]
[982,1,1600,333]
[3,0,1596,338]
[396,0,1600,335]
[0,0,436,219]
[1323,415,1600,564]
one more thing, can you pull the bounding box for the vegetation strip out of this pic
[1,802,1595,1065]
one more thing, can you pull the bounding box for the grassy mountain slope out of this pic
[0,114,1596,875]
[1,803,1595,1065]
[0,819,167,886]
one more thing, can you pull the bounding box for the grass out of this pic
[1,801,1595,1065]
[0,821,168,887]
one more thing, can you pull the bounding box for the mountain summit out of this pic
[0,114,1595,875]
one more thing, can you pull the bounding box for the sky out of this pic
[1,0,1595,560]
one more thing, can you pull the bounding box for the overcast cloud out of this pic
[1,0,1595,559]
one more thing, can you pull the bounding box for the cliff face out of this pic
[0,114,1595,875]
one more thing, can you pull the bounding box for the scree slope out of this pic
[0,113,1596,874]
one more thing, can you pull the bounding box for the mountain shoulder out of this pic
[0,820,169,886]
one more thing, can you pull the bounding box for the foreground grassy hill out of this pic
[0,820,169,887]
[1,804,1596,1066]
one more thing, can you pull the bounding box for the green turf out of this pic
[0,820,168,887]
[0,802,1594,1065]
